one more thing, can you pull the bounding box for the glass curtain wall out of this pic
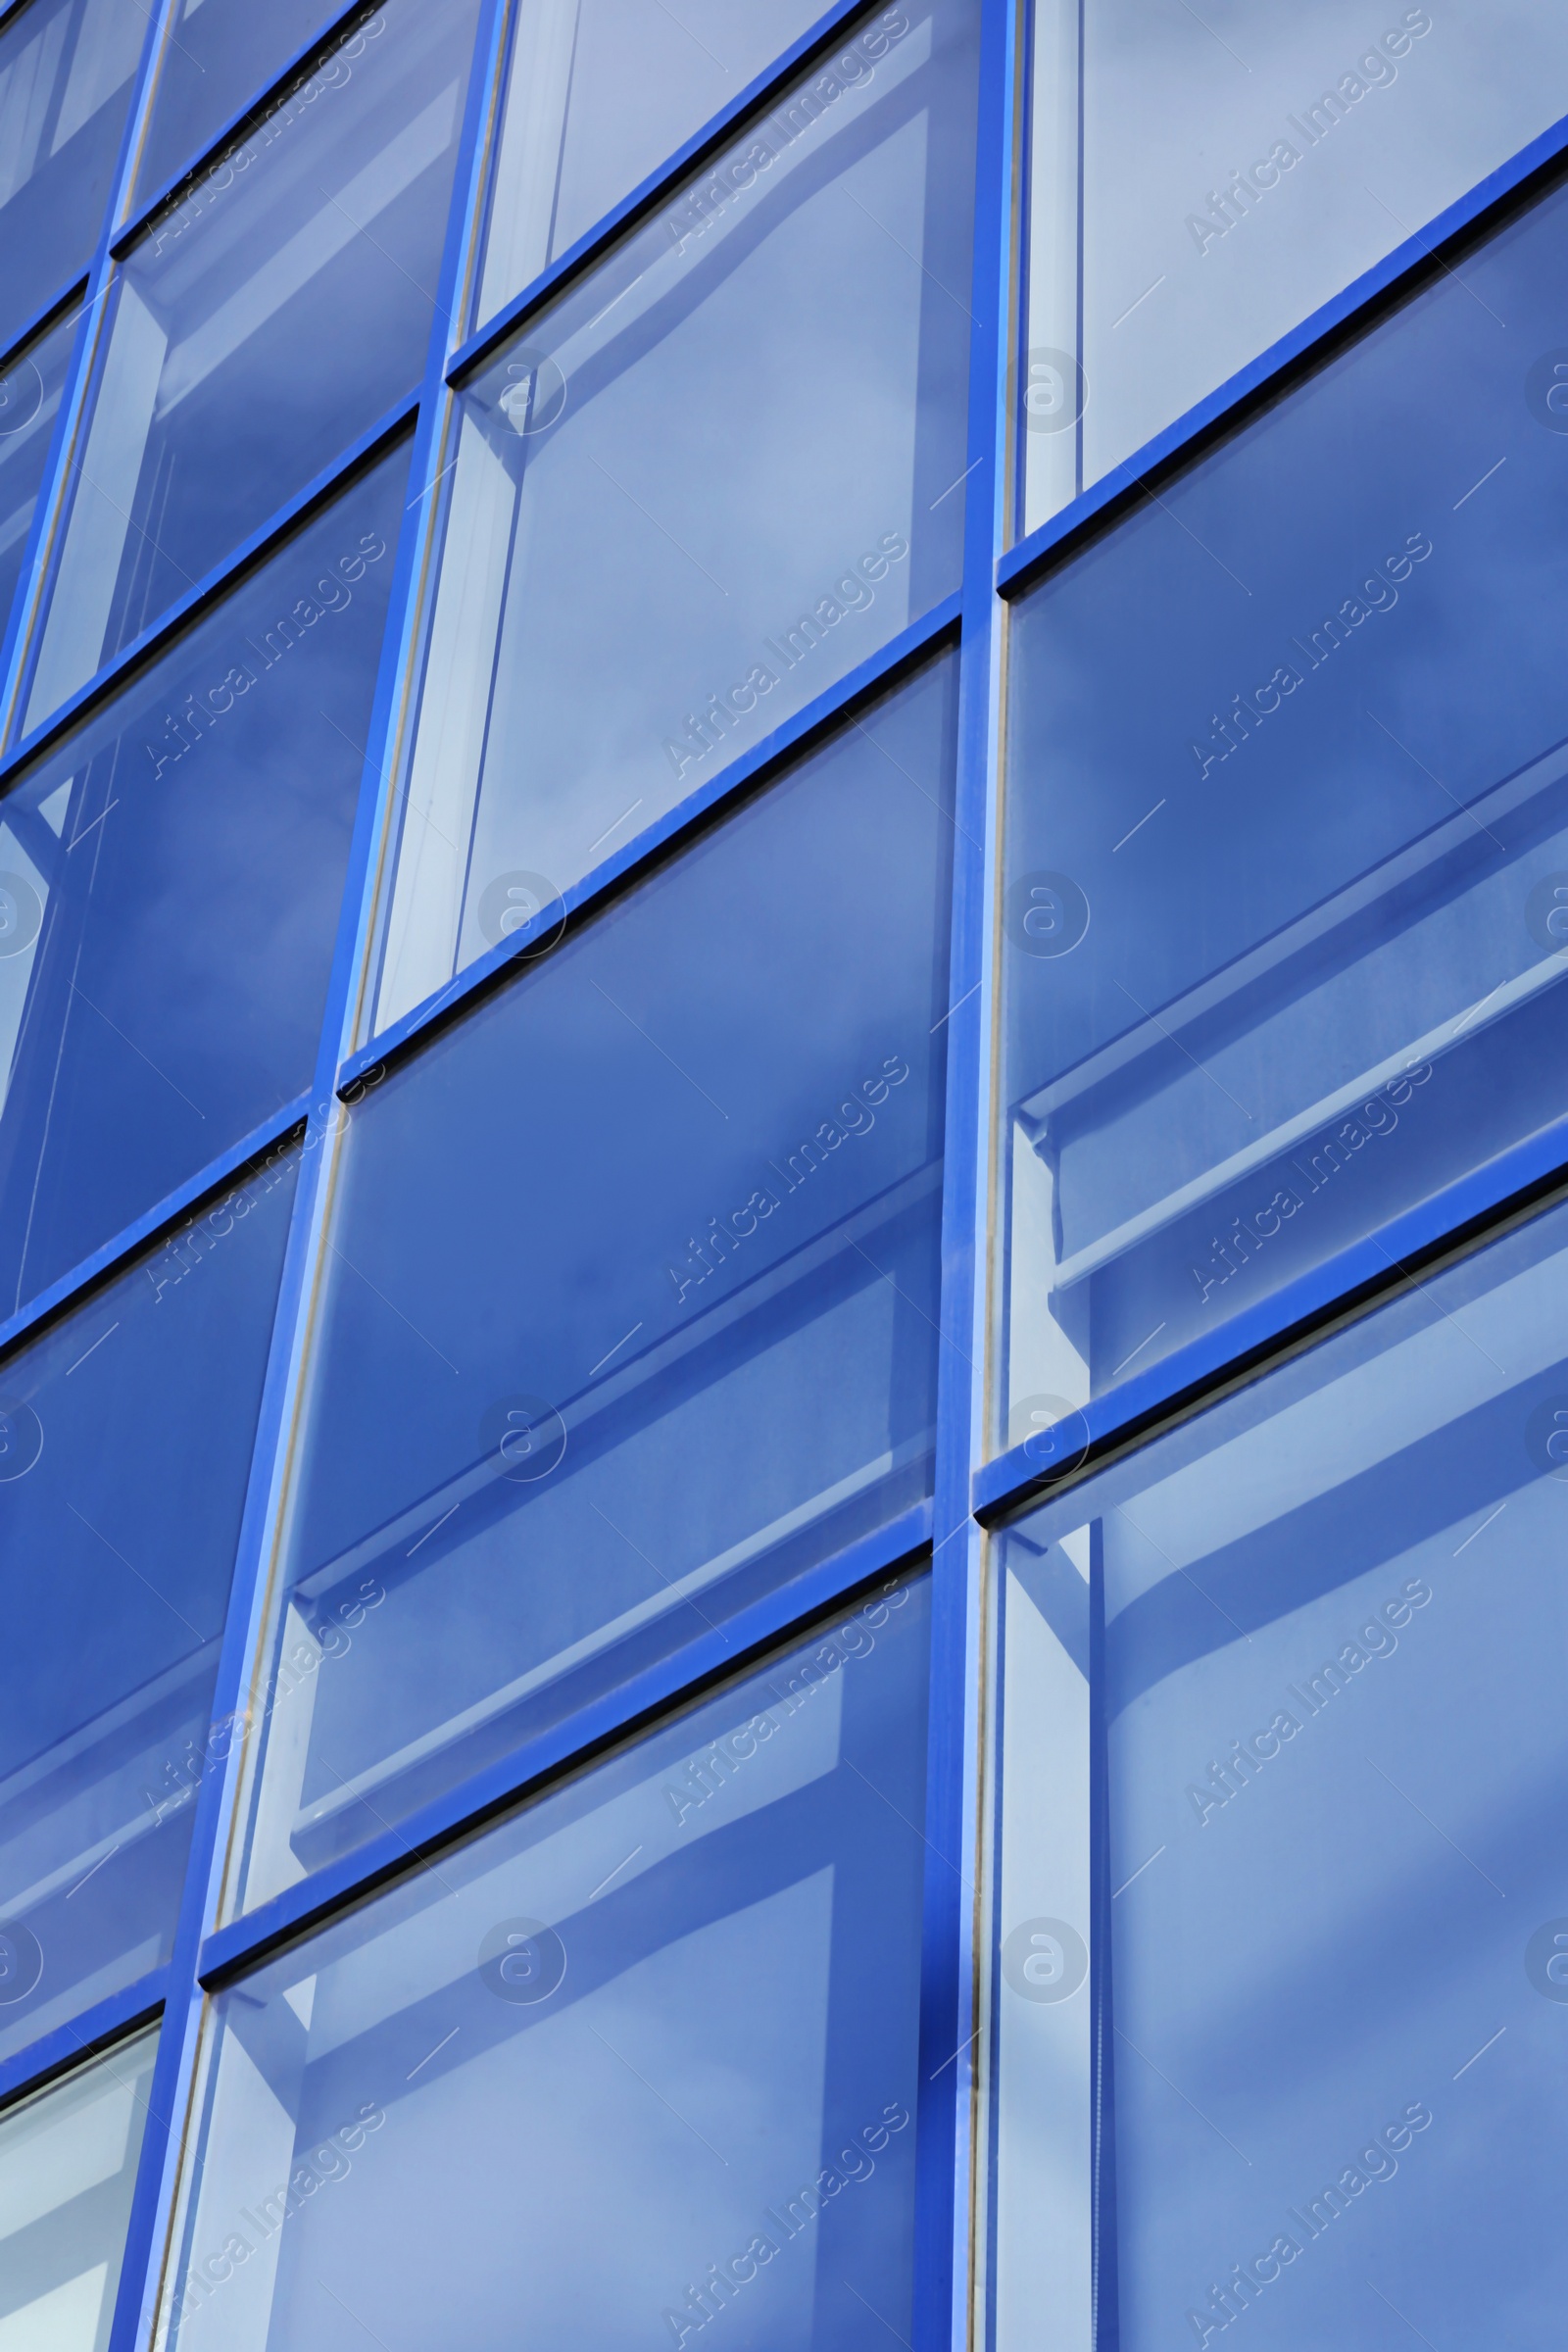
[0,0,1564,2347]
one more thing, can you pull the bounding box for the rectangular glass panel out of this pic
[0,2028,157,2352]
[373,0,976,1034]
[0,303,77,656]
[237,655,955,1907]
[1022,0,1568,536]
[164,1582,930,2352]
[0,1149,295,2072]
[0,0,143,360]
[24,0,477,732]
[0,445,405,1318]
[474,0,832,328]
[999,168,1568,1452]
[135,0,347,208]
[989,1184,1568,2349]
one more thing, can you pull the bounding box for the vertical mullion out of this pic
[0,0,177,744]
[101,3,514,2345]
[915,0,1019,2348]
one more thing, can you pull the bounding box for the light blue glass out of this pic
[0,2029,157,2345]
[0,1148,295,2073]
[0,303,77,653]
[0,0,143,361]
[474,0,833,327]
[164,1581,930,2351]
[135,0,345,207]
[23,0,478,732]
[999,170,1568,1451]
[238,655,955,1905]
[989,1185,1568,2351]
[374,0,977,1031]
[1022,0,1568,533]
[0,447,405,1319]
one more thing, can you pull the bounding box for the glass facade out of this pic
[1,1,1562,2346]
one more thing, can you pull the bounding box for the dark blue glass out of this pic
[989,1185,1568,2351]
[0,443,407,1319]
[374,0,977,1029]
[0,0,145,361]
[135,0,345,209]
[23,0,478,731]
[0,1147,296,2074]
[0,2029,157,2341]
[0,302,77,653]
[1000,169,1568,1450]
[238,654,956,1905]
[167,1579,931,2352]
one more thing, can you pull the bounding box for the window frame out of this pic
[0,7,1554,2352]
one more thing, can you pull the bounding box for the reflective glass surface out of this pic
[0,1151,295,2073]
[0,304,77,655]
[0,2029,156,2351]
[0,0,143,361]
[999,170,1568,1451]
[169,1582,930,2352]
[24,0,478,732]
[135,0,344,209]
[238,655,955,1905]
[989,1186,1568,2351]
[0,447,405,1318]
[475,0,829,327]
[375,0,976,1032]
[1022,0,1568,535]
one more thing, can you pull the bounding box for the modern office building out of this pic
[0,0,1563,2344]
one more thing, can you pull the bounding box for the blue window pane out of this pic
[989,1186,1568,2352]
[135,0,346,209]
[0,1149,295,2073]
[474,0,836,328]
[0,2029,157,2341]
[1022,0,1568,535]
[167,1580,930,2352]
[23,0,478,733]
[374,0,976,1032]
[0,0,144,360]
[0,444,406,1319]
[237,654,955,1905]
[1000,172,1568,1451]
[0,303,78,654]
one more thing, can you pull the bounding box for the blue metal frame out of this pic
[911,0,1017,2338]
[0,3,1564,2350]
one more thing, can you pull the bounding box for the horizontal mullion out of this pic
[1,391,418,793]
[998,102,1568,602]
[339,587,962,1092]
[0,1967,167,2116]
[972,1113,1568,1526]
[0,1092,308,1364]
[0,273,90,380]
[448,0,886,381]
[198,1495,933,1986]
[114,0,386,256]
